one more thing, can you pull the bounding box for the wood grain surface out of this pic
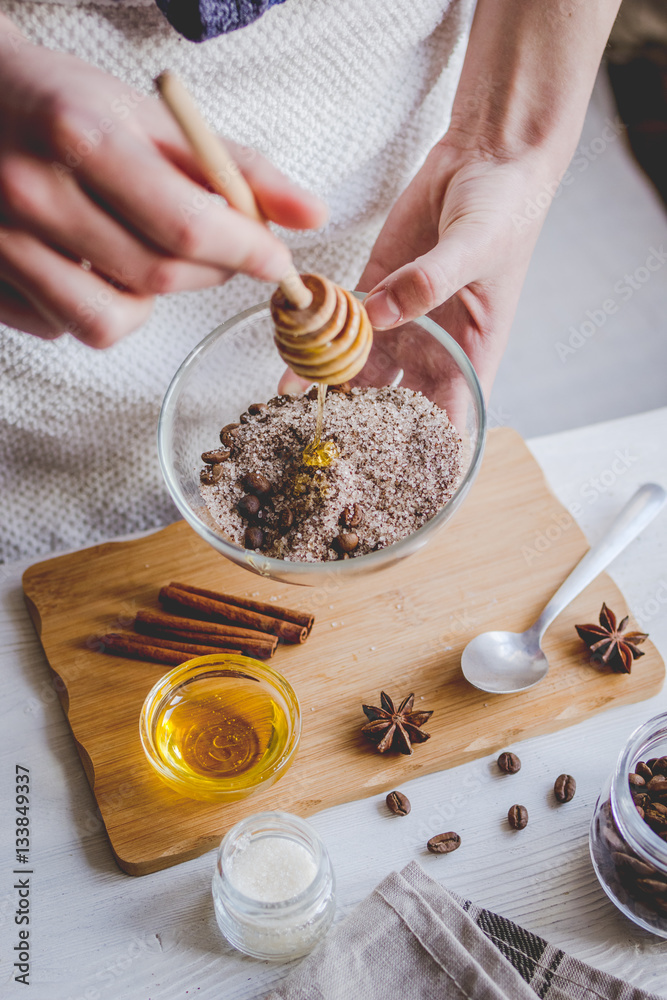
[21,428,664,876]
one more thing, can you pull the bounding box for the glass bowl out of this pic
[158,295,486,586]
[139,654,301,802]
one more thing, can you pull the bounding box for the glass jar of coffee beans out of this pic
[590,712,667,937]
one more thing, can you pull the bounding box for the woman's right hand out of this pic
[0,17,327,347]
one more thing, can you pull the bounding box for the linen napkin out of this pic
[265,861,662,1000]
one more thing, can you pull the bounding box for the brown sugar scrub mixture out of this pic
[200,386,462,562]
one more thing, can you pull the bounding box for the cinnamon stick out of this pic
[97,633,243,667]
[159,584,308,644]
[170,581,314,633]
[134,609,278,658]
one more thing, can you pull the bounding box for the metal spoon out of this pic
[461,483,666,694]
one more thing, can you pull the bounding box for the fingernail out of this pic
[364,288,402,329]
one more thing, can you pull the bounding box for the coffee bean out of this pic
[629,772,646,788]
[276,507,294,534]
[427,832,461,855]
[242,472,272,497]
[637,878,667,896]
[637,806,645,819]
[334,532,359,554]
[237,494,262,519]
[497,751,521,774]
[611,852,657,877]
[653,757,667,776]
[645,808,667,831]
[248,402,269,417]
[554,774,577,803]
[508,805,528,830]
[200,464,224,485]
[636,761,653,781]
[201,448,231,464]
[386,790,411,817]
[648,776,667,794]
[220,423,241,447]
[306,385,319,401]
[646,758,659,771]
[328,382,351,394]
[340,503,364,529]
[244,526,264,550]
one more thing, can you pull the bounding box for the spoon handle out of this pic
[533,483,666,639]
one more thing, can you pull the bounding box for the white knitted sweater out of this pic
[0,0,473,561]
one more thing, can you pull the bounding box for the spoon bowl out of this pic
[461,629,548,694]
[461,483,666,694]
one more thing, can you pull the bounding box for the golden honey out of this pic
[152,670,293,797]
[302,383,339,469]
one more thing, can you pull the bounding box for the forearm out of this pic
[449,0,622,168]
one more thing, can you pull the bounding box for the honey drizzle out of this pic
[302,382,339,468]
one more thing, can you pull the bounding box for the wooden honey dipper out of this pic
[156,72,373,385]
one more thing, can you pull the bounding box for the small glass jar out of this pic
[212,811,336,961]
[590,712,667,937]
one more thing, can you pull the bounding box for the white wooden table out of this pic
[2,407,667,999]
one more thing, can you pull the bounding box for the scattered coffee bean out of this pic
[328,382,351,394]
[248,402,269,417]
[237,494,262,519]
[629,772,646,788]
[201,448,231,465]
[242,472,272,497]
[340,503,363,529]
[220,423,241,447]
[554,774,577,803]
[200,464,224,485]
[508,805,528,830]
[497,751,521,774]
[334,531,359,554]
[244,526,264,550]
[427,832,461,855]
[276,507,295,534]
[306,385,319,401]
[386,790,411,817]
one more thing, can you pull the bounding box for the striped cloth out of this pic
[265,861,662,1000]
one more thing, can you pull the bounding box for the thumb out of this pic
[363,235,472,330]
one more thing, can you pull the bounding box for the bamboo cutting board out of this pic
[22,428,664,875]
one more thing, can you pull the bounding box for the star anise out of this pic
[575,602,648,674]
[361,691,433,755]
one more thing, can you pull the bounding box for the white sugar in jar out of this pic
[212,812,336,960]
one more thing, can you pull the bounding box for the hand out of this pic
[0,26,327,347]
[359,138,553,399]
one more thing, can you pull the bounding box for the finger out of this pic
[224,140,329,230]
[0,154,232,294]
[144,102,329,231]
[66,127,294,281]
[277,368,310,394]
[0,280,62,339]
[363,233,475,330]
[0,228,154,347]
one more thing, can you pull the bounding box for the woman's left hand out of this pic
[358,137,558,399]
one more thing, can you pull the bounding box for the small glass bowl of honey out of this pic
[139,653,301,802]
